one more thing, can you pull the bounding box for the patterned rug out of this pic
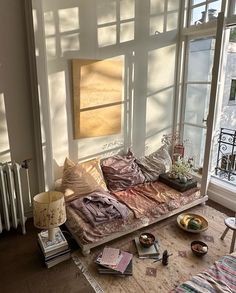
[72,205,232,293]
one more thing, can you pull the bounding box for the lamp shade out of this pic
[33,191,66,229]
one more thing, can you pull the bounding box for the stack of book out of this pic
[38,227,71,268]
[134,237,161,259]
[95,247,133,276]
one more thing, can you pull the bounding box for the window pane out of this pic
[191,5,206,25]
[190,0,222,25]
[185,84,211,125]
[192,0,205,6]
[208,0,221,21]
[183,125,206,168]
[187,38,215,82]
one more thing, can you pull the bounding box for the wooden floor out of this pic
[0,199,233,293]
[0,220,94,293]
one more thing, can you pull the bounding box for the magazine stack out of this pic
[95,247,133,276]
[38,227,71,268]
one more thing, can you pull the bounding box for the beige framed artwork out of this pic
[72,58,123,139]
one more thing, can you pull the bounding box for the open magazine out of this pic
[95,247,133,274]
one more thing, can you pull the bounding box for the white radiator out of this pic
[0,161,31,234]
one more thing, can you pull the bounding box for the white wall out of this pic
[0,0,41,214]
[33,0,180,187]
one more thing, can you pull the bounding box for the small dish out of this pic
[191,240,208,256]
[139,233,155,248]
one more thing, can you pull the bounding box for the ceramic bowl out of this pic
[191,240,208,256]
[139,233,155,248]
[177,213,208,233]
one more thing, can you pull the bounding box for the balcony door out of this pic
[181,12,225,196]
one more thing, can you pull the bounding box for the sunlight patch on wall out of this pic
[61,33,80,53]
[97,0,116,25]
[146,88,174,137]
[147,45,176,93]
[150,0,165,14]
[146,44,176,153]
[98,25,117,47]
[44,10,55,36]
[120,22,134,43]
[45,36,56,58]
[33,9,39,56]
[0,93,11,162]
[48,71,69,167]
[120,0,135,20]
[58,7,79,33]
[150,0,179,34]
[145,128,172,155]
[167,0,179,31]
[167,12,178,31]
[150,15,164,34]
[33,9,38,32]
[150,0,164,34]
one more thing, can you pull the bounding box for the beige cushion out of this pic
[61,158,108,202]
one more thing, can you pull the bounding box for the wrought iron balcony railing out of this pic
[215,128,236,182]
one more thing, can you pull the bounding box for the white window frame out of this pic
[177,0,236,206]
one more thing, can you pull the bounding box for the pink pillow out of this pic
[101,151,145,192]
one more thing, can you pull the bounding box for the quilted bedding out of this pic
[171,252,236,293]
[66,180,201,244]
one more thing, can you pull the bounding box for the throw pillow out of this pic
[101,150,145,192]
[136,145,172,182]
[61,157,108,202]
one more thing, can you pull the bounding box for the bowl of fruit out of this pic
[191,240,208,256]
[177,213,208,233]
[139,233,155,248]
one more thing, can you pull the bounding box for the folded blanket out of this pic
[70,191,129,227]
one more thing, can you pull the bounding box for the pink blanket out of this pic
[112,181,199,218]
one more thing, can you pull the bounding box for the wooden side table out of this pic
[220,216,236,253]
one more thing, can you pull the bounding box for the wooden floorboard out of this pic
[0,199,233,293]
[0,219,94,293]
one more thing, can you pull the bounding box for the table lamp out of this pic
[33,191,66,241]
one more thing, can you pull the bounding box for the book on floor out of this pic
[134,237,161,259]
[41,246,71,262]
[95,247,133,275]
[45,251,71,268]
[38,227,68,254]
[97,258,133,276]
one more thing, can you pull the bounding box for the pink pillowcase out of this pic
[101,151,145,192]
